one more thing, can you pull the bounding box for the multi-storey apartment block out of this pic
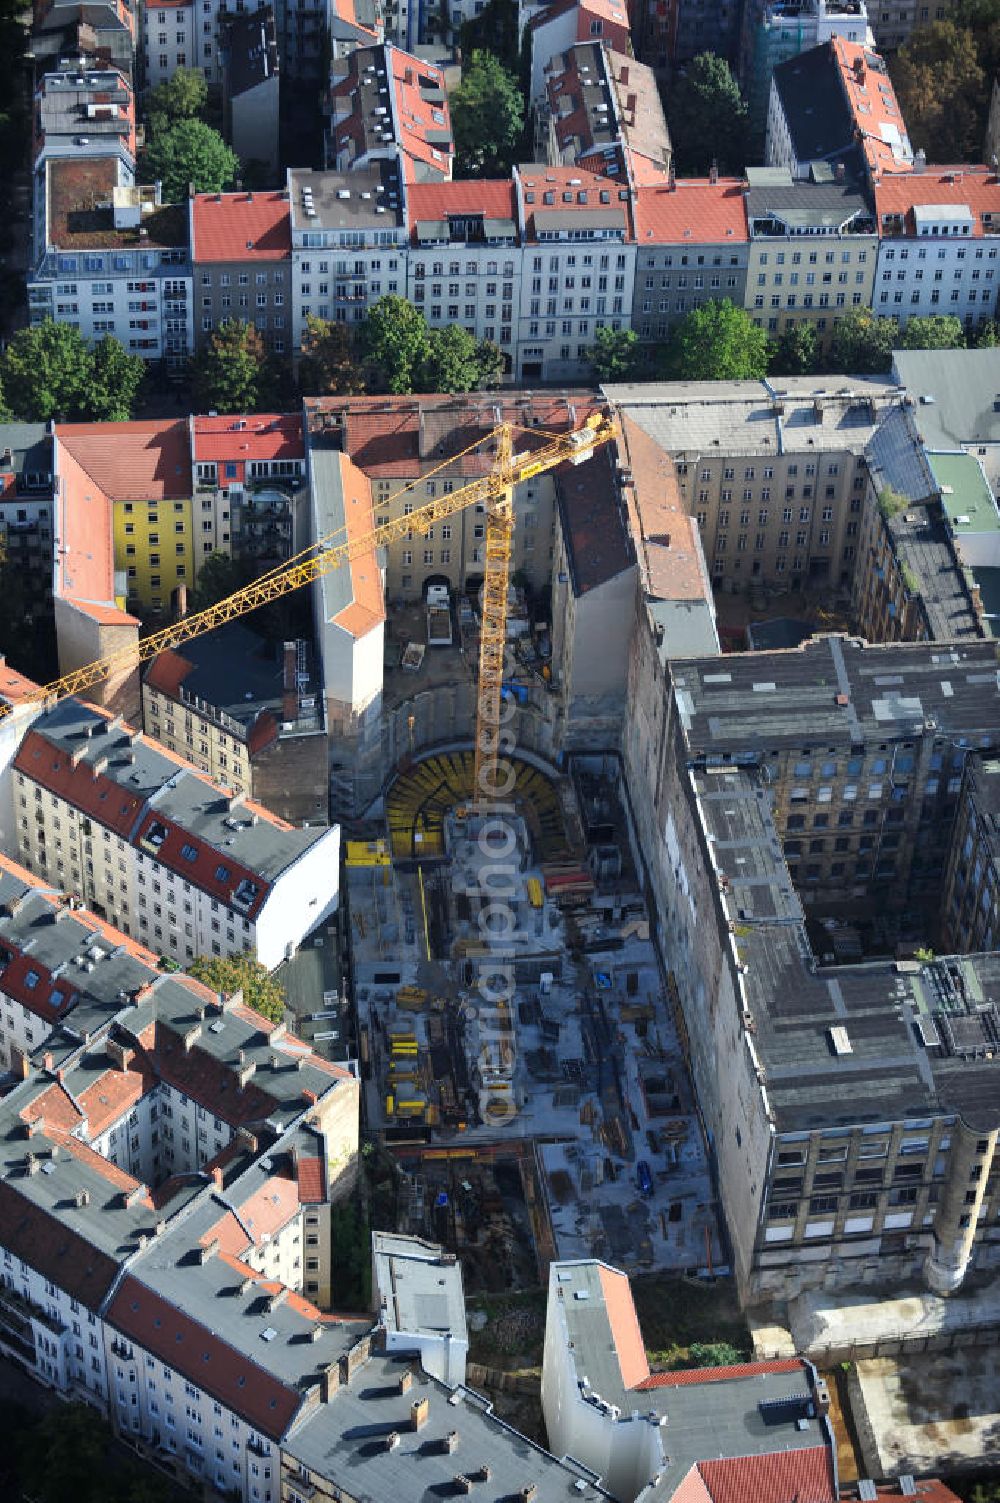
[631,175,749,342]
[13,696,340,968]
[622,627,1000,1303]
[326,43,453,181]
[767,36,911,182]
[190,189,292,354]
[406,179,521,366]
[745,170,877,341]
[142,623,328,826]
[305,390,599,602]
[29,159,192,366]
[0,425,55,617]
[943,754,1000,953]
[142,0,328,86]
[513,163,635,382]
[288,162,408,353]
[527,0,632,103]
[740,0,873,139]
[0,854,360,1497]
[608,377,899,593]
[874,168,1000,330]
[853,402,984,644]
[892,347,1000,494]
[32,63,136,180]
[538,43,671,176]
[191,412,307,569]
[55,420,194,614]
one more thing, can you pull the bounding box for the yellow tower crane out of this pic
[1,412,618,801]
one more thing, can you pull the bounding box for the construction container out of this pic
[396,986,428,1011]
[527,877,543,909]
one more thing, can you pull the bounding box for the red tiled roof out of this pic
[191,413,304,462]
[0,657,40,706]
[143,647,193,698]
[875,168,1000,236]
[407,180,516,239]
[619,416,712,603]
[697,1446,836,1503]
[191,190,291,263]
[236,1170,301,1243]
[20,1080,84,1135]
[597,1264,649,1389]
[517,163,635,241]
[296,1155,325,1203]
[107,1274,301,1440]
[56,419,192,502]
[634,177,748,244]
[53,432,122,616]
[330,454,384,640]
[14,727,147,839]
[831,37,911,177]
[0,1178,121,1311]
[637,1359,806,1389]
[307,392,602,480]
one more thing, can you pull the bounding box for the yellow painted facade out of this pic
[115,496,194,612]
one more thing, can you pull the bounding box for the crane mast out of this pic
[3,413,618,798]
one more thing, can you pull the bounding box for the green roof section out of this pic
[930,450,1000,534]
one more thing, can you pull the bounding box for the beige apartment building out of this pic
[304,392,601,603]
[606,378,900,594]
[744,172,877,343]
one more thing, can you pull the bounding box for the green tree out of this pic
[975,318,1000,346]
[685,1341,745,1368]
[667,53,748,175]
[192,319,276,412]
[663,299,770,381]
[768,321,820,376]
[451,49,525,176]
[360,294,431,393]
[589,325,641,382]
[189,550,254,611]
[89,335,146,419]
[474,336,505,388]
[298,315,367,396]
[827,309,899,374]
[0,320,145,421]
[898,314,967,350]
[420,322,491,391]
[189,953,286,1024]
[146,64,208,122]
[890,20,986,162]
[141,117,239,200]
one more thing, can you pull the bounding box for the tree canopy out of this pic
[146,64,208,123]
[898,314,967,350]
[360,295,432,393]
[827,309,899,374]
[667,54,748,175]
[421,324,504,392]
[191,319,277,412]
[451,49,525,177]
[890,20,986,162]
[0,321,144,421]
[141,117,239,201]
[663,300,770,381]
[768,321,819,376]
[299,315,368,397]
[189,953,286,1024]
[589,325,641,382]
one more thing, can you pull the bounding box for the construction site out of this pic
[346,750,724,1292]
